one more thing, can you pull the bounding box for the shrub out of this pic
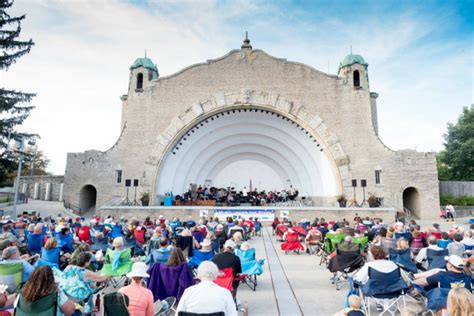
[440,195,474,206]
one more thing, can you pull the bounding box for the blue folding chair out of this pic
[110,225,124,239]
[147,248,172,266]
[27,233,44,254]
[389,248,417,273]
[235,248,265,291]
[55,233,74,253]
[362,267,409,316]
[437,239,452,249]
[427,248,448,270]
[426,273,473,311]
[187,250,213,269]
[394,232,411,241]
[35,247,60,269]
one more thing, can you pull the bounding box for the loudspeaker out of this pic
[351,179,357,187]
[133,179,139,187]
[361,179,367,187]
[125,179,131,187]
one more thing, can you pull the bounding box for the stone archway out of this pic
[79,185,97,213]
[403,187,420,218]
[144,90,352,205]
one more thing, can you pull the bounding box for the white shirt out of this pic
[176,280,237,316]
[353,260,399,284]
[415,245,443,269]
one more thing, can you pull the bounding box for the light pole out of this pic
[12,137,36,219]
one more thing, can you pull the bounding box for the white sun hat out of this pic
[126,262,150,278]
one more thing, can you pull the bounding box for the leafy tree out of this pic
[0,0,35,185]
[437,105,474,181]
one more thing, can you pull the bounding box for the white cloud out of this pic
[2,0,472,174]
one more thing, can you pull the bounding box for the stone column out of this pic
[45,182,51,201]
[59,183,64,202]
[21,182,27,193]
[33,183,39,199]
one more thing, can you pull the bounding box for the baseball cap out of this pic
[224,239,237,250]
[445,255,464,269]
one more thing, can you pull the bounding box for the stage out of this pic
[97,205,396,223]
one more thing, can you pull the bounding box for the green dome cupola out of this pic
[339,54,368,70]
[130,56,159,74]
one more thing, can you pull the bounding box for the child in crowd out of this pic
[336,295,365,316]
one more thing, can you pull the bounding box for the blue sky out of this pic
[2,0,473,174]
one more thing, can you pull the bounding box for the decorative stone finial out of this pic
[241,31,252,49]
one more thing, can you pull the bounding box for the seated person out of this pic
[353,246,408,285]
[1,246,35,283]
[447,233,465,257]
[336,294,365,316]
[118,262,155,316]
[147,238,172,265]
[328,236,359,260]
[413,255,472,291]
[176,261,237,316]
[212,240,242,294]
[415,235,443,270]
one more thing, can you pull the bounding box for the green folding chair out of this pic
[0,261,23,293]
[15,292,57,316]
[352,236,368,253]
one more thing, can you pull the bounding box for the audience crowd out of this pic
[0,208,472,316]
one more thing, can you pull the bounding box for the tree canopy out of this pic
[438,105,474,181]
[0,0,37,186]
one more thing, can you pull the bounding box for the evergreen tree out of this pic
[438,105,474,181]
[0,0,35,143]
[0,0,35,185]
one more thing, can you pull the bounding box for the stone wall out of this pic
[64,44,439,219]
[19,175,65,201]
[98,206,396,224]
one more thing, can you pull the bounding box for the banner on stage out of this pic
[199,209,209,217]
[214,209,275,222]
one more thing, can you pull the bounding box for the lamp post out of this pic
[12,137,36,219]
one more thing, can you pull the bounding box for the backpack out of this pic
[15,292,57,316]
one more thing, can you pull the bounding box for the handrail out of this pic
[64,201,82,215]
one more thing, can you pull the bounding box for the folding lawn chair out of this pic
[0,261,23,293]
[361,267,409,316]
[319,233,344,266]
[328,244,364,290]
[281,231,304,255]
[235,248,265,291]
[101,248,133,288]
[187,250,213,270]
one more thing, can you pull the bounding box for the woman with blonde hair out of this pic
[446,287,474,316]
[396,237,409,251]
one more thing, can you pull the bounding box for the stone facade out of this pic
[64,39,439,219]
[19,175,65,202]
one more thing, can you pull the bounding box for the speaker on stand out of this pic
[348,179,358,207]
[132,179,139,205]
[361,179,367,206]
[125,179,131,205]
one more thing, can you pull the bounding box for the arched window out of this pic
[136,73,143,90]
[353,70,360,88]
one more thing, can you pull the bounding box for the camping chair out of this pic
[110,225,125,239]
[352,236,369,253]
[425,273,473,312]
[361,267,409,316]
[148,239,161,255]
[187,250,213,270]
[176,236,194,258]
[35,247,60,269]
[133,229,146,245]
[253,221,262,237]
[147,262,194,302]
[235,248,265,291]
[305,232,322,255]
[328,244,364,290]
[0,261,23,293]
[410,237,424,256]
[55,233,74,253]
[27,233,44,254]
[437,239,452,249]
[102,292,130,316]
[14,291,57,316]
[426,248,448,270]
[101,248,133,287]
[319,233,345,266]
[394,232,411,241]
[388,248,417,273]
[214,267,247,299]
[275,225,287,241]
[147,248,172,266]
[90,237,109,253]
[192,231,204,243]
[281,231,304,255]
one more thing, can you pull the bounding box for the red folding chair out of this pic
[281,231,304,254]
[214,268,247,297]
